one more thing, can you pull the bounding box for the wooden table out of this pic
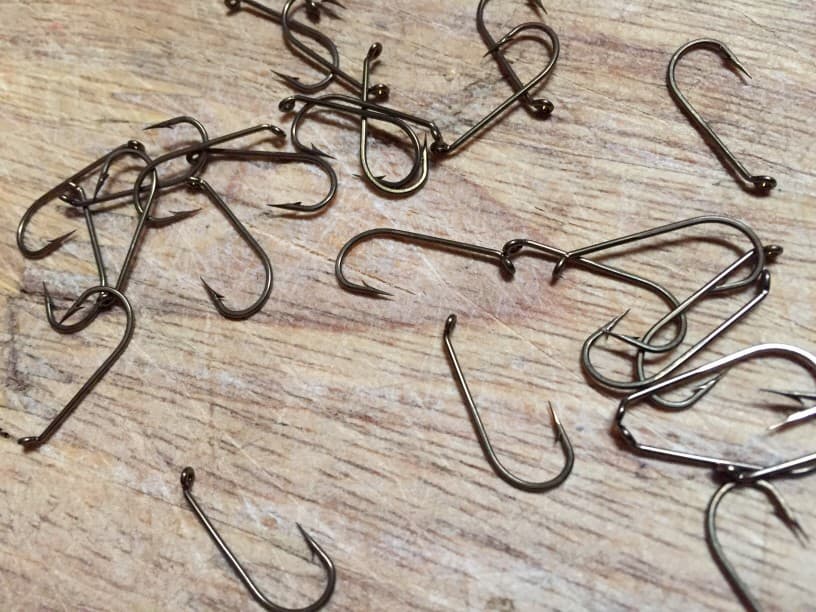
[1,1,814,610]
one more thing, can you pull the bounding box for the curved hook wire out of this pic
[551,216,769,294]
[581,248,777,409]
[430,21,560,155]
[180,466,336,612]
[668,39,776,192]
[186,177,273,320]
[86,136,200,229]
[614,344,816,475]
[477,0,554,118]
[225,0,341,94]
[359,43,429,195]
[64,116,210,214]
[44,183,111,335]
[443,314,574,492]
[16,140,146,259]
[15,286,134,450]
[198,148,337,213]
[335,228,516,298]
[706,480,808,612]
[501,237,689,352]
[603,246,781,354]
[281,93,431,191]
[280,0,389,100]
[736,451,816,483]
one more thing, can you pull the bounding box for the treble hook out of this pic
[706,480,808,612]
[359,43,429,195]
[477,0,554,118]
[334,228,516,298]
[180,467,336,612]
[581,247,778,409]
[280,0,390,100]
[614,344,816,475]
[668,39,776,192]
[443,314,574,492]
[224,0,341,94]
[186,177,273,320]
[430,21,559,155]
[14,286,134,449]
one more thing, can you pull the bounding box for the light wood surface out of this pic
[1,1,814,610]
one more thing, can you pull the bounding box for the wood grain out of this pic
[1,1,814,610]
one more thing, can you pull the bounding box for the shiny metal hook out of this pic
[359,43,429,195]
[180,466,336,612]
[201,148,338,213]
[762,391,816,433]
[736,451,816,483]
[335,228,516,298]
[225,0,341,93]
[706,480,808,612]
[15,286,134,450]
[581,247,778,409]
[186,177,273,320]
[443,314,574,492]
[280,0,389,100]
[551,216,769,294]
[477,0,554,118]
[430,21,559,155]
[614,343,816,475]
[668,39,776,192]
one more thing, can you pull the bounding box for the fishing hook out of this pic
[186,176,273,320]
[430,21,559,155]
[180,466,336,612]
[581,247,778,409]
[706,480,808,612]
[280,0,389,100]
[443,314,574,492]
[501,237,689,352]
[334,228,516,298]
[17,140,147,260]
[668,39,776,192]
[201,148,338,213]
[550,216,769,293]
[64,116,210,216]
[359,43,429,195]
[477,0,554,118]
[614,344,816,475]
[225,0,342,94]
[15,286,134,449]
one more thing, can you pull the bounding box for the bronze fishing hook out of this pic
[668,39,776,192]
